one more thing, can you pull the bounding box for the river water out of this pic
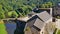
[5,20,26,34]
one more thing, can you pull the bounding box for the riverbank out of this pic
[0,20,7,34]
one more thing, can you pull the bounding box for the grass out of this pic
[57,30,60,34]
[55,29,60,34]
[0,20,7,34]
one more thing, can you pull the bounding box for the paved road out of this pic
[56,19,60,29]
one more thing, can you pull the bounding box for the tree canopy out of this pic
[0,0,59,19]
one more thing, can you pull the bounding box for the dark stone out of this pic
[14,20,26,34]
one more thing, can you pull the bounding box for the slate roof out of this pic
[25,15,38,28]
[24,15,44,31]
[33,18,45,29]
[25,11,52,29]
[37,11,52,22]
[24,11,52,34]
[17,11,52,23]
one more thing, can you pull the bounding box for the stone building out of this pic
[24,11,52,34]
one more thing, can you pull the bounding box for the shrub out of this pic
[12,11,18,18]
[8,11,18,18]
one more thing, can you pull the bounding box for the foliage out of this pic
[57,30,60,34]
[8,11,18,18]
[0,5,5,19]
[0,12,5,19]
[40,2,53,8]
[55,29,60,34]
[11,11,18,18]
[8,11,13,18]
[16,5,33,17]
[0,0,60,19]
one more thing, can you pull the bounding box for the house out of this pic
[53,2,60,17]
[40,22,56,34]
[4,11,54,34]
[39,8,52,16]
[24,15,44,34]
[36,11,52,23]
[32,8,52,16]
[24,11,52,34]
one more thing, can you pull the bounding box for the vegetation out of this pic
[8,11,18,18]
[0,20,7,34]
[0,0,60,19]
[40,2,53,8]
[56,16,60,19]
[55,29,60,34]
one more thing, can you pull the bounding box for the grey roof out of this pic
[34,18,44,29]
[25,11,52,32]
[25,15,45,30]
[37,11,52,22]
[24,15,38,30]
[26,15,38,27]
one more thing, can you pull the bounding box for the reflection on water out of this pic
[5,20,26,34]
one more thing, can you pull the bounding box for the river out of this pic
[4,20,26,34]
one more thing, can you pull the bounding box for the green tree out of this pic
[47,2,53,8]
[8,11,12,18]
[0,5,5,19]
[0,0,59,19]
[12,11,18,18]
[8,11,18,18]
[0,12,5,19]
[40,2,53,8]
